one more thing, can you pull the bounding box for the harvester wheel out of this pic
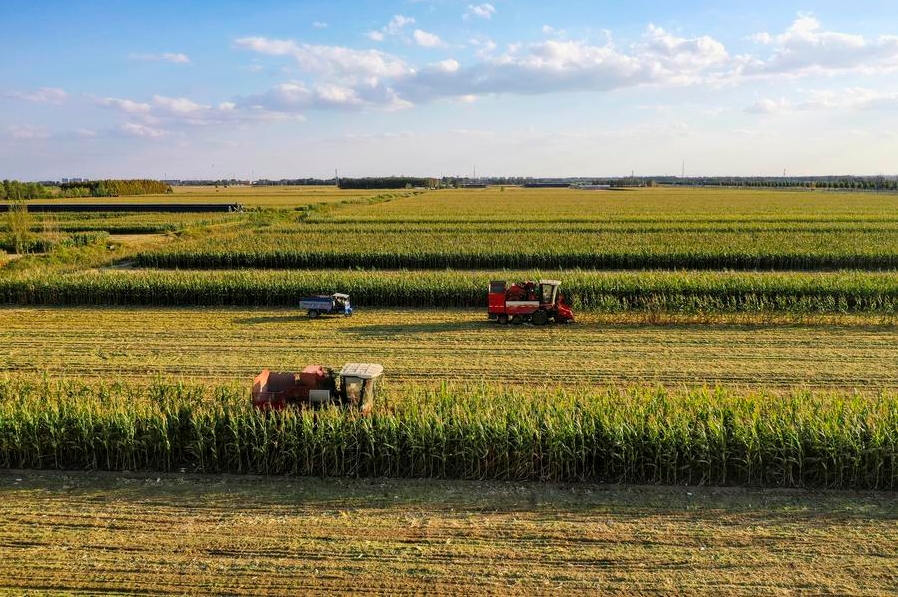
[497,314,509,325]
[531,309,548,326]
[511,315,523,325]
[308,309,319,319]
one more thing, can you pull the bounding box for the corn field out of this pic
[133,222,898,271]
[0,376,895,488]
[1,269,896,313]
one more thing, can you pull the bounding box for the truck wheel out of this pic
[497,314,509,325]
[531,310,548,326]
[308,309,319,319]
[511,315,523,325]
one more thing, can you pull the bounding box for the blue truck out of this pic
[299,293,352,319]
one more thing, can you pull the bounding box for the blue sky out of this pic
[3,0,898,180]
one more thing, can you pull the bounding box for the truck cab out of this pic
[300,293,352,318]
[338,363,384,416]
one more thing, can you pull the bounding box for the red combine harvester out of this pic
[488,279,574,325]
[252,363,384,415]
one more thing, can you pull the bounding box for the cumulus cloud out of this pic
[118,122,168,138]
[233,25,736,110]
[397,26,731,102]
[465,4,495,21]
[469,37,498,59]
[386,15,415,34]
[128,52,190,64]
[432,59,461,73]
[97,93,288,128]
[638,24,729,77]
[239,81,411,113]
[241,82,364,111]
[98,97,152,114]
[7,87,68,104]
[366,14,415,42]
[234,37,411,79]
[152,95,208,116]
[413,29,444,48]
[743,14,898,77]
[83,16,898,130]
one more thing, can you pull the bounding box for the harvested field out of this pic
[1,306,895,388]
[0,471,895,595]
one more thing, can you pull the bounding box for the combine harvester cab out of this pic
[299,293,352,319]
[252,363,383,415]
[488,279,574,325]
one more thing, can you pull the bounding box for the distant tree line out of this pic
[59,179,172,196]
[598,176,898,191]
[253,178,335,186]
[1,180,54,200]
[337,177,437,189]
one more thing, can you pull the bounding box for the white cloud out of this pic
[234,37,411,79]
[397,26,731,102]
[239,81,411,113]
[152,95,209,116]
[7,87,68,104]
[744,98,791,114]
[96,92,298,130]
[413,29,444,48]
[233,25,734,109]
[7,125,51,139]
[386,15,415,34]
[465,4,495,21]
[98,97,152,114]
[744,88,898,114]
[470,38,497,60]
[638,24,728,75]
[128,52,190,64]
[367,15,415,42]
[118,122,168,138]
[432,59,460,73]
[744,14,898,77]
[148,19,898,124]
[312,21,328,29]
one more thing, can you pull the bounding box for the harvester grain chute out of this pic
[488,279,574,325]
[252,363,384,415]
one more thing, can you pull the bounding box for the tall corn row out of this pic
[133,224,898,271]
[1,377,896,489]
[0,269,896,314]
